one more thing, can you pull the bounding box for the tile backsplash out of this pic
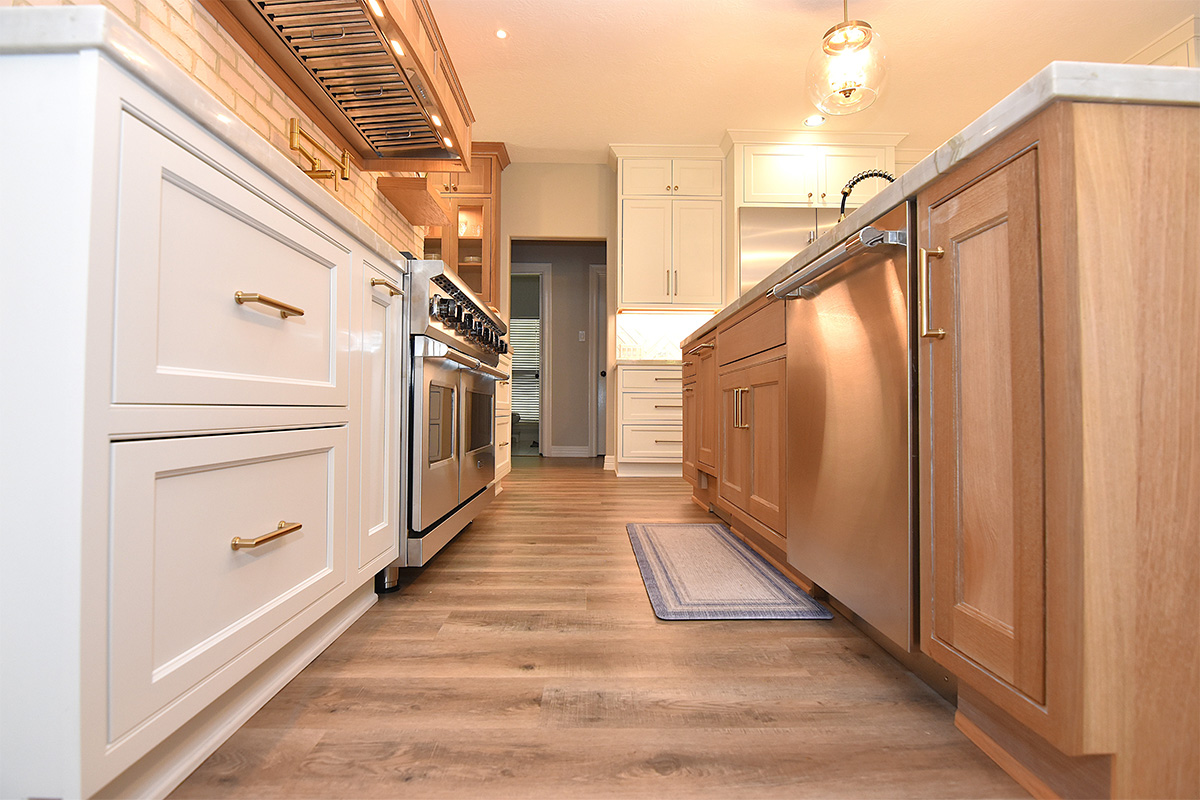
[616,312,717,361]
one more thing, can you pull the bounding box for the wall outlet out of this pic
[578,331,586,341]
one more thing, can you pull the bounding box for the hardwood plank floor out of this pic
[170,457,1026,799]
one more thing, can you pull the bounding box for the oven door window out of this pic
[428,382,456,463]
[465,388,494,453]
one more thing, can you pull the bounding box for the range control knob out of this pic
[434,296,457,322]
[459,312,473,333]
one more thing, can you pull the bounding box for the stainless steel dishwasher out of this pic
[770,200,915,651]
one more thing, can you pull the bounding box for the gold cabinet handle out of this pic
[919,247,946,339]
[654,376,683,382]
[685,342,714,355]
[683,386,695,392]
[655,439,684,444]
[655,404,684,409]
[234,291,305,318]
[733,387,742,429]
[370,277,403,296]
[231,520,302,550]
[673,185,679,191]
[674,270,679,296]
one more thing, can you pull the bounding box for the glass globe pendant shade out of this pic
[806,21,887,115]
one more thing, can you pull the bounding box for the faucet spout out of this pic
[839,169,896,220]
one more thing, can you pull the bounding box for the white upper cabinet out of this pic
[741,143,895,208]
[621,157,724,197]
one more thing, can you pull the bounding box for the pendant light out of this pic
[805,0,887,115]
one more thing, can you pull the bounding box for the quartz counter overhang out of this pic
[684,60,1200,346]
[0,6,411,273]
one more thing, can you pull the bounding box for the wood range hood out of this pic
[201,0,474,172]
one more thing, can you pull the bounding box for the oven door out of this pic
[412,351,461,533]
[459,365,496,500]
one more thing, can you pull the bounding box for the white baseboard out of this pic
[615,461,683,478]
[547,446,591,457]
[603,455,616,471]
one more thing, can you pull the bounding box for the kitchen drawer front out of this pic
[622,392,685,422]
[718,300,785,367]
[495,414,512,475]
[107,426,347,746]
[621,424,685,461]
[113,111,351,407]
[618,365,684,391]
[496,375,512,411]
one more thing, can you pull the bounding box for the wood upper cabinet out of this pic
[718,350,786,536]
[423,142,509,308]
[921,147,1047,705]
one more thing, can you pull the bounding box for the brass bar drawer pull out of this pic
[919,247,946,339]
[234,291,305,318]
[685,342,714,355]
[655,439,684,444]
[655,404,683,409]
[231,520,302,550]
[654,376,683,381]
[370,277,403,297]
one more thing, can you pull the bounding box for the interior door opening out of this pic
[510,272,542,457]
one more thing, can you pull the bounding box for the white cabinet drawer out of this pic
[495,414,511,476]
[108,426,347,745]
[622,392,684,422]
[620,424,684,460]
[618,365,684,391]
[496,376,512,411]
[113,112,351,407]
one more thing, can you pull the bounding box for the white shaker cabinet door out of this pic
[357,261,404,571]
[620,198,673,305]
[112,111,351,407]
[672,199,724,306]
[621,158,674,196]
[672,159,724,197]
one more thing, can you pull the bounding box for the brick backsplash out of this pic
[4,0,424,257]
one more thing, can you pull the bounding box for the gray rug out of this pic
[626,523,833,621]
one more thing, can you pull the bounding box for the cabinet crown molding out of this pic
[721,129,908,153]
[607,144,726,170]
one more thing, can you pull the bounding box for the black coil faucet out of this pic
[840,169,896,220]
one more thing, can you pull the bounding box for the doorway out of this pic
[509,271,545,457]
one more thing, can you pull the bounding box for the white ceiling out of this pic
[427,0,1199,164]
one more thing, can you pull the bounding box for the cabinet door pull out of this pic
[654,376,683,381]
[654,404,684,409]
[231,520,302,550]
[685,342,714,355]
[666,268,670,295]
[733,387,742,428]
[674,270,678,296]
[234,291,304,318]
[919,247,946,339]
[655,439,683,444]
[370,277,403,297]
[673,185,679,191]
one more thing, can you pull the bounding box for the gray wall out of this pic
[511,240,606,453]
[510,273,540,320]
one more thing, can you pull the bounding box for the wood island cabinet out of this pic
[717,350,786,538]
[918,100,1199,799]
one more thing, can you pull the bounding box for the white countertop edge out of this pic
[0,6,411,271]
[684,60,1200,345]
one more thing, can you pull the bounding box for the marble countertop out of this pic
[684,60,1200,345]
[0,6,410,271]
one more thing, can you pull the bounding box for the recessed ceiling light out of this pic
[367,0,383,17]
[431,114,442,127]
[389,39,404,57]
[495,29,507,39]
[803,114,827,127]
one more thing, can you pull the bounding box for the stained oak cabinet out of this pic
[717,351,786,536]
[918,101,1200,799]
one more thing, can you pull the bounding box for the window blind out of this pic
[509,317,541,422]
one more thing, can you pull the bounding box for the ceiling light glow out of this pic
[803,114,827,127]
[495,29,508,39]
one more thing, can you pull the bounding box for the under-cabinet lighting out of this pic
[443,136,453,147]
[367,0,383,17]
[431,114,442,127]
[390,39,404,57]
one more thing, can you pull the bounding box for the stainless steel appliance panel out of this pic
[739,206,840,295]
[458,367,496,500]
[784,201,914,651]
[412,350,461,533]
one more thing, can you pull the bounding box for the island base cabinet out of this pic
[717,351,785,537]
[919,101,1200,799]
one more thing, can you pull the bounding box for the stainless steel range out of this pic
[400,259,507,571]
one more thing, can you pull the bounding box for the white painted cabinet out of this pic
[616,365,684,475]
[355,260,405,572]
[495,352,513,481]
[619,197,723,307]
[742,143,893,207]
[621,157,723,197]
[0,31,406,799]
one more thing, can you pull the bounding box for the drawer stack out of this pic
[616,364,684,476]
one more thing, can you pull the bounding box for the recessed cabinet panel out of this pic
[108,426,346,744]
[673,159,724,196]
[621,158,675,196]
[113,113,349,407]
[673,200,724,306]
[744,147,820,204]
[620,199,674,305]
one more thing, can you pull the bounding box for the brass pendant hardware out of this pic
[288,118,350,192]
[234,291,305,318]
[231,520,303,550]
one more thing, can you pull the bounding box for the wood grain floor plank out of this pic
[170,458,1025,799]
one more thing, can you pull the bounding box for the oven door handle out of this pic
[431,351,510,381]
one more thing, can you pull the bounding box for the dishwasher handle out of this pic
[769,226,907,300]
